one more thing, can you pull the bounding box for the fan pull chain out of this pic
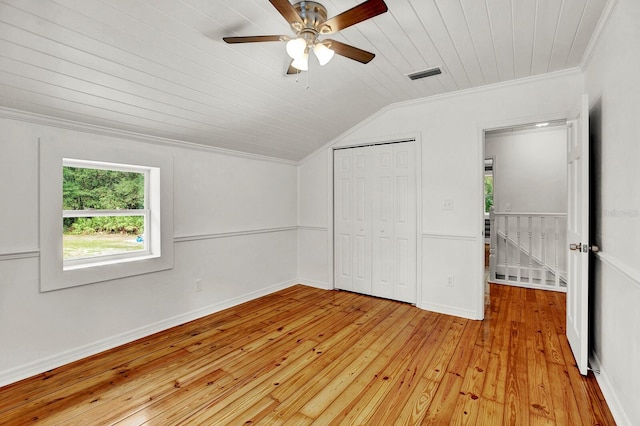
[293,68,311,89]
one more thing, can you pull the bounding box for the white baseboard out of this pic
[0,279,297,388]
[418,301,480,320]
[590,352,632,426]
[298,279,332,290]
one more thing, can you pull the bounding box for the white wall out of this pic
[297,151,330,289]
[0,113,298,386]
[298,71,583,319]
[485,127,567,214]
[584,0,640,424]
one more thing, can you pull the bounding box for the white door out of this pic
[334,142,417,304]
[566,94,590,376]
[334,147,372,293]
[371,143,417,302]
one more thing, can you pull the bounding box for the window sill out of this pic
[63,252,158,271]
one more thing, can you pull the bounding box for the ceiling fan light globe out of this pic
[291,53,309,71]
[313,42,335,66]
[286,37,307,59]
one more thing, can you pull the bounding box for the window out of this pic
[62,159,153,270]
[40,136,173,292]
[484,157,494,215]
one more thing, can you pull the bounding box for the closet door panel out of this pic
[372,144,395,299]
[334,149,353,291]
[352,147,373,294]
[392,143,417,303]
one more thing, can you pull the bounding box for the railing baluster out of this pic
[540,216,546,285]
[516,216,521,283]
[490,207,496,282]
[554,217,560,288]
[528,216,533,283]
[504,216,509,281]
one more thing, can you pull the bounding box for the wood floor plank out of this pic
[449,341,491,425]
[298,304,420,419]
[481,286,511,403]
[546,362,583,426]
[392,317,468,424]
[134,292,377,425]
[177,339,320,425]
[311,311,438,424]
[504,320,530,426]
[0,284,617,425]
[524,289,555,422]
[421,319,483,425]
[477,397,505,426]
[370,315,454,424]
[537,296,566,366]
[333,313,443,425]
[177,295,396,424]
[258,300,404,425]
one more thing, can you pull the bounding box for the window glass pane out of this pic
[484,175,494,213]
[63,216,145,260]
[63,165,146,262]
[63,166,144,210]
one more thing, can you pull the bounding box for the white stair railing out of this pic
[489,209,567,291]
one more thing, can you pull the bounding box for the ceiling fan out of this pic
[223,0,388,74]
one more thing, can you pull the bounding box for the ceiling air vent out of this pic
[407,67,442,81]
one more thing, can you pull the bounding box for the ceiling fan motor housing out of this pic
[292,1,331,35]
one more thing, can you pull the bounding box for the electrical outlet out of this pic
[442,199,454,210]
[195,279,203,292]
[446,274,454,287]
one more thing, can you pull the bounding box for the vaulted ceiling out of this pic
[0,0,609,161]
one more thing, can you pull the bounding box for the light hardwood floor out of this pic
[0,284,615,425]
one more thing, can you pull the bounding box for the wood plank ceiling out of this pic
[0,0,609,161]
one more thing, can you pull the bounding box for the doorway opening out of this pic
[482,120,569,297]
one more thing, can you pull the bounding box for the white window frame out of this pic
[40,136,173,292]
[62,159,154,270]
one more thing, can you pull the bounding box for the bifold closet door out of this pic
[334,145,373,295]
[334,142,417,304]
[370,143,417,303]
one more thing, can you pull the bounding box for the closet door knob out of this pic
[381,229,385,233]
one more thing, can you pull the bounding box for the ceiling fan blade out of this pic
[223,35,287,44]
[325,39,375,64]
[286,60,299,75]
[269,0,304,27]
[321,0,388,34]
